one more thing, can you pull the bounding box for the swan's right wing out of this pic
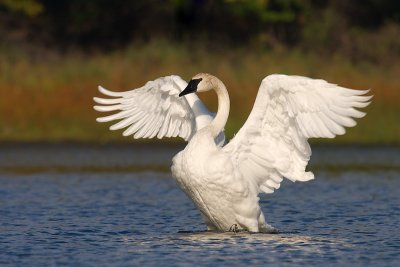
[223,74,371,194]
[94,75,207,141]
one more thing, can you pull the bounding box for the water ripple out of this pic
[0,145,399,266]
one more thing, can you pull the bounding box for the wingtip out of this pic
[98,85,107,94]
[93,105,102,112]
[357,88,374,99]
[361,88,371,95]
[97,85,123,97]
[362,94,374,101]
[356,110,367,118]
[95,117,103,123]
[98,85,108,94]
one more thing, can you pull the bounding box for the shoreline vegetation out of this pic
[1,1,399,144]
[0,40,399,144]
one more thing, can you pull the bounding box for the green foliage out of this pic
[226,0,301,23]
[1,0,399,60]
[300,2,400,64]
[0,0,43,17]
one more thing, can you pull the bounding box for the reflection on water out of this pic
[179,231,349,247]
[0,144,399,266]
[120,231,354,264]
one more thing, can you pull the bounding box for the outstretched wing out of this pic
[94,75,216,141]
[223,74,372,194]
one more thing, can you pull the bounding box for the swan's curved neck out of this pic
[210,79,230,138]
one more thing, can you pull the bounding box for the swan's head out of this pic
[179,73,217,97]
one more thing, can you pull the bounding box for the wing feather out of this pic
[224,74,371,194]
[109,115,137,131]
[94,75,222,141]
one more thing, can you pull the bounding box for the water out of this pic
[1,144,399,266]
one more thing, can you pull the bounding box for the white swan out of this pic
[94,73,371,232]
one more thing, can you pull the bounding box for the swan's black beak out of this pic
[179,78,202,97]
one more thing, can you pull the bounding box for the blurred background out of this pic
[1,2,400,265]
[0,0,399,143]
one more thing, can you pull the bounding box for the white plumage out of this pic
[94,75,225,145]
[94,73,371,232]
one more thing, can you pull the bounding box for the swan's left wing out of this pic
[94,75,208,141]
[223,74,372,194]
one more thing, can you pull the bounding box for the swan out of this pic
[94,73,371,232]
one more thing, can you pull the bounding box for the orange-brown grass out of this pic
[0,40,399,143]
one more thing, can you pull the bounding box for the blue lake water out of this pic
[0,144,399,266]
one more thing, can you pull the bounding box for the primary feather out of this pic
[94,75,225,144]
[223,74,371,194]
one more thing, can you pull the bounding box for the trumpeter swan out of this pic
[94,73,371,232]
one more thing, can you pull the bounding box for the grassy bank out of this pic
[0,40,399,144]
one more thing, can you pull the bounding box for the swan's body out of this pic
[172,129,269,232]
[94,73,371,232]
